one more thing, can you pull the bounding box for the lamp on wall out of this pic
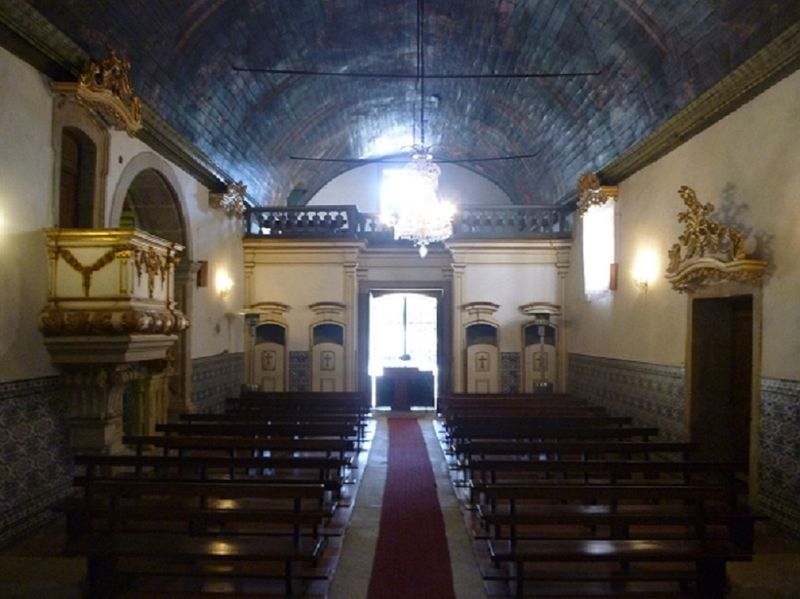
[632,249,659,294]
[216,271,233,299]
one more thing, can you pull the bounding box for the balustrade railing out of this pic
[245,204,572,241]
[451,206,571,239]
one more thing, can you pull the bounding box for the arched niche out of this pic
[246,302,291,392]
[520,302,561,393]
[309,302,346,392]
[465,323,499,393]
[462,302,500,393]
[255,322,288,392]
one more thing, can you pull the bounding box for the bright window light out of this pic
[368,293,438,376]
[582,201,615,297]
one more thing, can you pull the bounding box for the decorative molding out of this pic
[461,301,500,318]
[665,186,767,293]
[133,245,176,298]
[57,246,124,296]
[519,302,561,318]
[209,181,248,218]
[600,20,800,186]
[248,302,291,317]
[576,172,618,216]
[39,308,188,336]
[309,301,347,325]
[52,45,142,136]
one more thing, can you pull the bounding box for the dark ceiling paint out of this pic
[27,0,800,205]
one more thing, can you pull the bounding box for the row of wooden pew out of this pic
[439,393,759,599]
[59,391,371,598]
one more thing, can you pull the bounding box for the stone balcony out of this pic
[243,204,573,243]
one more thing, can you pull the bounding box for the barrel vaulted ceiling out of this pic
[13,1,800,205]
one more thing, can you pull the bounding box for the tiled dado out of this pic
[191,352,244,413]
[759,377,800,539]
[568,353,687,441]
[0,376,72,548]
[289,351,310,392]
[500,352,520,393]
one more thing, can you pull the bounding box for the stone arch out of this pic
[109,152,192,257]
[111,152,196,417]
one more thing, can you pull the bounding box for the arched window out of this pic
[58,127,97,228]
[582,201,615,297]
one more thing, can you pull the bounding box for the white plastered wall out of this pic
[566,67,800,381]
[0,46,58,381]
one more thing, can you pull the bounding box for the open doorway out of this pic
[689,295,753,476]
[368,292,439,410]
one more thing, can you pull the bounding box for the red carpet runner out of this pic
[366,418,457,599]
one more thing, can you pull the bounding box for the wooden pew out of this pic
[455,440,699,463]
[472,482,739,522]
[488,537,750,599]
[474,482,752,598]
[451,439,699,486]
[445,415,633,442]
[478,502,762,553]
[124,435,358,462]
[449,423,660,445]
[440,392,587,413]
[468,458,744,487]
[229,391,370,414]
[65,479,333,598]
[178,411,370,445]
[156,421,359,441]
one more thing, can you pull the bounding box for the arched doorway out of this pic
[112,155,193,420]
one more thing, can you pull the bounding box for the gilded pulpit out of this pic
[39,228,188,453]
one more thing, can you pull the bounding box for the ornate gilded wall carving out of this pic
[665,186,767,292]
[576,172,618,216]
[209,181,247,218]
[52,45,142,136]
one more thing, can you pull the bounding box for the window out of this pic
[58,128,96,228]
[582,200,615,297]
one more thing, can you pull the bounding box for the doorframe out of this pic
[685,281,763,503]
[358,279,453,402]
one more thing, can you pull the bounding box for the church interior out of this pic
[1,1,800,597]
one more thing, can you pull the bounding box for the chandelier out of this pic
[387,148,455,257]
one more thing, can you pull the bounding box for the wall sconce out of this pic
[632,250,659,294]
[216,271,233,299]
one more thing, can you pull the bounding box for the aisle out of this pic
[329,414,486,599]
[366,417,456,598]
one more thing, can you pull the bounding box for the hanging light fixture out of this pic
[388,0,455,258]
[388,148,455,257]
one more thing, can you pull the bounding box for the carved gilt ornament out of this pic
[52,45,142,137]
[210,181,248,218]
[664,186,767,293]
[577,172,618,216]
